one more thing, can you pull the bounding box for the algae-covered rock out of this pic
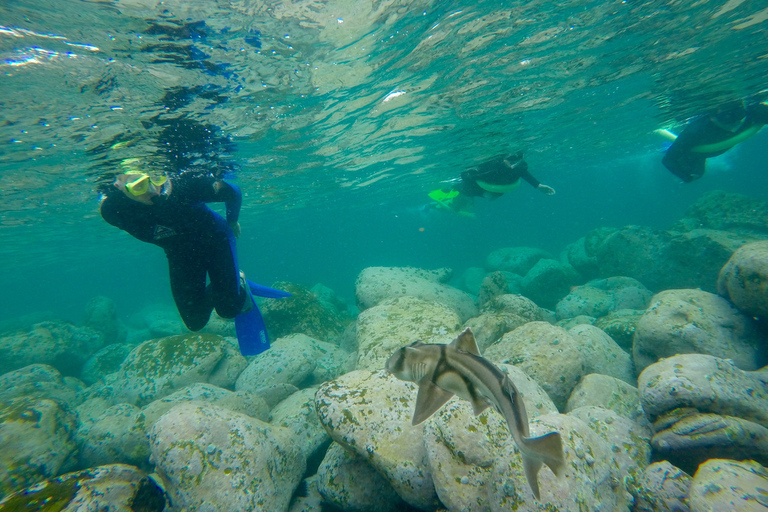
[269,387,330,463]
[632,461,691,512]
[0,463,165,511]
[688,459,768,511]
[477,271,523,306]
[521,258,579,310]
[567,324,635,385]
[485,246,553,275]
[671,190,768,234]
[0,364,83,410]
[0,395,78,497]
[594,308,644,352]
[79,343,133,386]
[718,240,768,320]
[555,276,652,320]
[465,294,544,351]
[261,281,346,342]
[75,403,151,470]
[150,402,304,512]
[87,333,247,407]
[565,373,648,427]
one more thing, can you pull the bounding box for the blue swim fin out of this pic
[234,280,291,356]
[247,279,292,299]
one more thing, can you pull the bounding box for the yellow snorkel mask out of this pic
[122,169,167,196]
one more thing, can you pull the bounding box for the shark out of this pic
[385,327,565,499]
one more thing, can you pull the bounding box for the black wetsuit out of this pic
[663,102,768,182]
[101,174,245,331]
[456,153,540,198]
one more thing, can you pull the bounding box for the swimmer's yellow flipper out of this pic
[654,128,678,141]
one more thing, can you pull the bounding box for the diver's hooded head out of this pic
[710,99,747,131]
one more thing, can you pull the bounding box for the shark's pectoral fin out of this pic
[412,380,455,425]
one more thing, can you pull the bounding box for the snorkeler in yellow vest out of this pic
[428,152,555,217]
[658,99,768,183]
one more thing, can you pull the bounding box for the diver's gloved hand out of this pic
[230,221,241,237]
[538,184,556,195]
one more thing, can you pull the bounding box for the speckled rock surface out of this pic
[567,324,635,384]
[142,383,269,427]
[150,402,304,512]
[477,271,523,306]
[638,354,768,426]
[632,289,765,373]
[485,246,553,275]
[236,333,349,392]
[260,281,346,342]
[464,294,544,351]
[594,308,644,352]
[355,296,462,371]
[355,266,478,321]
[520,258,579,310]
[88,333,247,407]
[555,276,652,320]
[270,387,330,462]
[75,403,151,470]
[632,461,691,512]
[717,240,768,320]
[79,343,133,386]
[0,321,104,376]
[0,463,165,511]
[651,409,768,473]
[688,459,768,511]
[0,364,83,410]
[483,322,591,411]
[316,442,406,512]
[565,373,648,427]
[315,369,440,510]
[0,395,78,497]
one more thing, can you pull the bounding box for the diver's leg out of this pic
[662,149,706,182]
[208,233,246,319]
[167,246,213,331]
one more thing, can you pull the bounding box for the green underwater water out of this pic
[1,0,767,322]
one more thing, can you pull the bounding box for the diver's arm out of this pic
[749,102,768,124]
[213,181,242,234]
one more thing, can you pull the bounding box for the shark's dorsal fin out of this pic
[450,327,481,356]
[412,380,455,425]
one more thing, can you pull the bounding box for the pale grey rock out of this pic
[485,246,553,275]
[556,276,652,320]
[0,364,83,409]
[565,373,648,427]
[315,369,440,510]
[521,259,579,310]
[80,343,133,386]
[633,289,766,373]
[632,461,691,512]
[142,383,269,427]
[718,240,768,320]
[0,395,78,496]
[355,266,478,321]
[288,475,324,512]
[316,442,406,512]
[688,459,768,511]
[638,354,768,426]
[354,296,462,370]
[465,294,544,351]
[83,295,125,346]
[150,402,305,512]
[88,333,247,407]
[270,387,330,462]
[75,403,151,470]
[567,324,635,384]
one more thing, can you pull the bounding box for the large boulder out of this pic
[632,289,766,373]
[565,373,648,427]
[464,294,544,352]
[484,246,553,275]
[688,459,768,511]
[631,461,691,512]
[718,240,768,320]
[671,190,768,234]
[150,402,305,512]
[83,296,125,346]
[355,266,477,321]
[555,276,652,320]
[74,403,150,470]
[260,281,346,342]
[520,259,579,310]
[0,364,83,410]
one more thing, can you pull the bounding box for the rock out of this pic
[688,459,768,511]
[555,276,652,320]
[459,266,488,295]
[261,281,346,342]
[562,236,599,280]
[79,343,133,386]
[521,259,579,310]
[150,402,305,512]
[0,395,78,496]
[75,403,151,470]
[252,383,301,410]
[354,296,462,370]
[565,374,648,427]
[485,246,553,275]
[477,271,523,306]
[671,190,768,235]
[315,370,440,510]
[594,309,644,352]
[88,333,247,407]
[567,324,635,384]
[632,461,691,512]
[593,225,672,291]
[141,383,269,427]
[638,354,768,426]
[288,475,324,512]
[0,364,83,410]
[0,321,104,377]
[633,289,766,373]
[83,296,125,346]
[484,322,591,411]
[556,315,596,330]
[235,334,347,392]
[140,306,187,338]
[0,464,165,511]
[464,294,544,352]
[270,387,330,463]
[652,409,768,473]
[718,240,768,320]
[355,266,477,321]
[316,442,407,512]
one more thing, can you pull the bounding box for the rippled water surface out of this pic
[1,0,767,317]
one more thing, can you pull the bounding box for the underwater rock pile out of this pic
[1,189,768,511]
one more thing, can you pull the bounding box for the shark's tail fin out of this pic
[522,431,566,479]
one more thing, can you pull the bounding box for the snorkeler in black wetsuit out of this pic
[662,99,768,183]
[100,170,248,331]
[428,152,555,216]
